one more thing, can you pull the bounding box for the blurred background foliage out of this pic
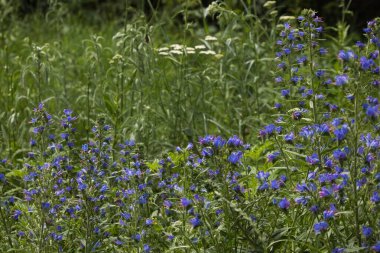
[0,0,379,161]
[5,0,380,32]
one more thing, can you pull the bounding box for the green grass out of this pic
[0,1,279,160]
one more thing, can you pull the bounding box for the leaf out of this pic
[146,159,160,172]
[6,169,26,178]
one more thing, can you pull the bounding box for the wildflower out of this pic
[338,50,355,61]
[227,135,243,147]
[267,151,280,163]
[281,89,290,98]
[335,74,349,86]
[181,198,192,208]
[360,56,375,70]
[278,197,290,210]
[323,204,337,220]
[258,182,269,191]
[256,171,270,181]
[333,149,348,162]
[362,226,373,238]
[315,69,325,78]
[201,147,213,157]
[319,186,332,198]
[143,244,151,253]
[306,153,319,165]
[292,110,303,120]
[332,248,345,253]
[41,202,51,210]
[190,216,202,228]
[0,173,5,183]
[295,196,310,205]
[356,41,365,49]
[314,221,328,234]
[284,132,295,143]
[228,151,243,164]
[13,210,22,220]
[370,191,379,203]
[366,105,379,119]
[372,242,380,252]
[319,48,328,55]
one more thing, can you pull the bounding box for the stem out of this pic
[307,24,322,170]
[351,79,361,245]
[0,206,13,248]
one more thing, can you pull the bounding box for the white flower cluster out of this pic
[157,36,218,56]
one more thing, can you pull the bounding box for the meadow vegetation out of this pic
[0,1,379,252]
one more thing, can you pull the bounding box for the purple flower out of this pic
[281,89,290,98]
[360,56,375,70]
[370,191,379,203]
[362,226,373,238]
[190,216,202,228]
[181,198,192,208]
[356,41,365,49]
[201,147,213,157]
[319,48,328,55]
[372,242,380,252]
[228,151,243,164]
[338,50,355,61]
[0,173,5,183]
[323,204,337,220]
[256,171,270,181]
[332,248,345,253]
[13,210,22,220]
[267,151,280,163]
[292,110,303,120]
[143,244,151,253]
[319,186,332,198]
[333,149,348,162]
[278,197,290,210]
[295,196,310,205]
[41,202,51,210]
[335,74,349,86]
[366,105,379,119]
[306,153,319,165]
[315,69,325,78]
[314,221,328,234]
[227,135,243,147]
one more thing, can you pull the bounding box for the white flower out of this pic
[205,35,217,41]
[195,45,206,50]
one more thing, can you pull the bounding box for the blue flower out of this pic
[82,144,88,152]
[278,197,290,210]
[314,221,328,234]
[370,191,379,203]
[332,248,345,253]
[306,153,319,165]
[13,210,22,220]
[362,226,373,238]
[0,173,5,183]
[256,171,270,181]
[181,198,192,208]
[338,50,355,61]
[281,89,290,98]
[284,132,294,143]
[227,135,243,147]
[360,56,375,70]
[228,151,243,164]
[372,242,380,252]
[41,202,51,210]
[267,151,280,163]
[143,244,151,253]
[333,149,348,162]
[335,74,349,86]
[190,216,202,228]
